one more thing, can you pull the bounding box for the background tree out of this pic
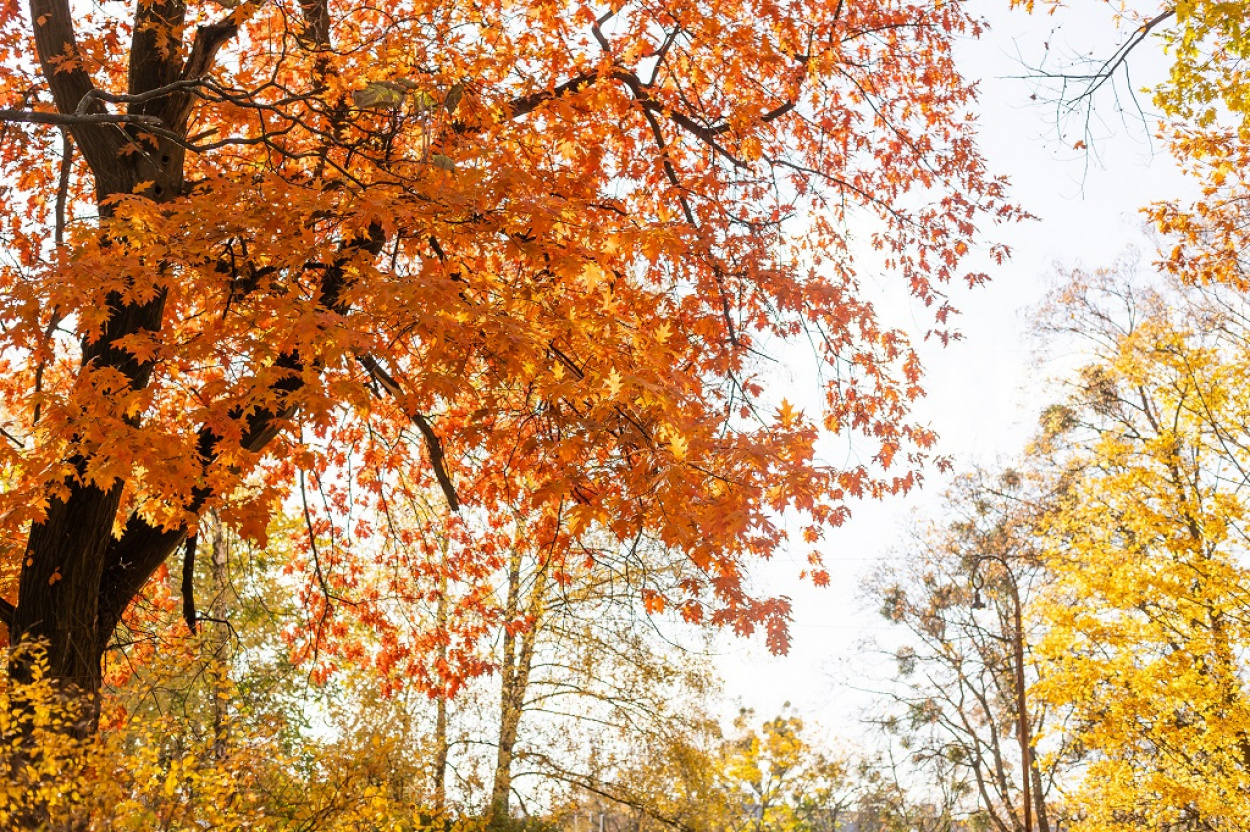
[1136,2,1250,288]
[864,467,1075,832]
[484,550,717,820]
[560,708,904,832]
[1016,2,1250,289]
[1029,258,1250,830]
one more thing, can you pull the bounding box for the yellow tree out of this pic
[1017,2,1250,287]
[1030,258,1250,830]
[594,709,869,832]
[1143,2,1250,287]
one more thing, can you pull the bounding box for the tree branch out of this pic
[54,129,72,248]
[358,354,461,511]
[182,21,241,83]
[0,109,161,126]
[182,533,198,634]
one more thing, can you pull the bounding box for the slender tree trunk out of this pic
[433,544,450,812]
[490,547,549,819]
[1030,757,1050,832]
[491,547,524,818]
[1010,585,1033,832]
[207,511,231,762]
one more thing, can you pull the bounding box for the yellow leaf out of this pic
[605,368,623,399]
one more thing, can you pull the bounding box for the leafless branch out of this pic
[0,109,161,126]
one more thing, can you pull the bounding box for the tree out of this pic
[864,468,1075,832]
[0,0,1015,721]
[718,710,858,832]
[483,544,716,819]
[1029,259,1250,830]
[1139,3,1250,287]
[566,708,890,832]
[1017,1,1250,287]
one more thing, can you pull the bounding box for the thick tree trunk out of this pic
[9,0,208,711]
[6,0,353,713]
[10,230,177,713]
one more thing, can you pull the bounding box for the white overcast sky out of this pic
[711,0,1195,726]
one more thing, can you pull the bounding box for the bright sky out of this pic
[712,0,1195,727]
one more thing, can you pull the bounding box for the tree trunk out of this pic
[9,0,214,713]
[207,511,231,762]
[433,545,450,812]
[491,547,525,818]
[5,0,354,719]
[490,546,549,819]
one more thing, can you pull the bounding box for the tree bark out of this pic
[207,511,231,762]
[9,0,192,716]
[433,543,450,812]
[490,546,549,819]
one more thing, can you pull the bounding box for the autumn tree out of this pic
[864,467,1075,832]
[1016,2,1250,287]
[1130,2,1250,287]
[481,544,717,819]
[0,0,1015,733]
[563,713,731,832]
[562,708,898,832]
[1029,259,1250,830]
[716,710,862,832]
[265,455,724,819]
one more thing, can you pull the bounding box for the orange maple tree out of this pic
[0,0,1016,713]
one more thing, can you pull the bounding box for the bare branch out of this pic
[0,109,161,126]
[54,130,72,248]
[76,79,210,116]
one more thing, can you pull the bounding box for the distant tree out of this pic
[482,538,716,820]
[864,467,1076,832]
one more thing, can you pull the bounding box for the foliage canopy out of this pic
[0,0,1014,700]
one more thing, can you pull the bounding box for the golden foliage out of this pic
[1032,265,1250,830]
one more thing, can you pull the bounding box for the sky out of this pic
[711,0,1196,727]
